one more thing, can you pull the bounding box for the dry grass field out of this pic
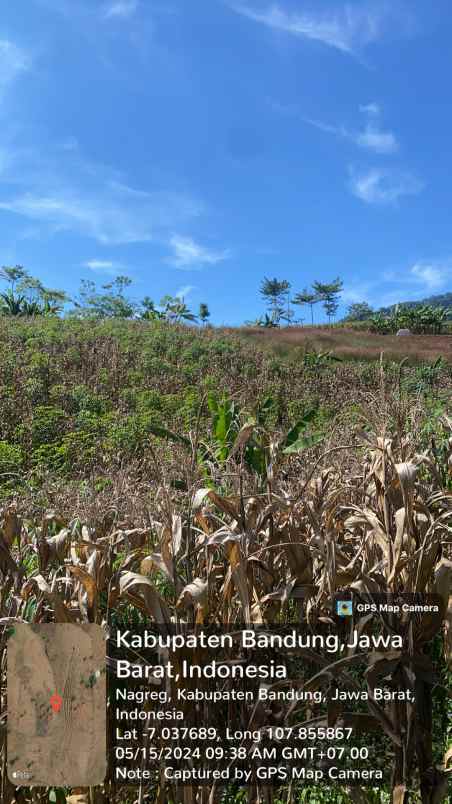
[238,327,452,363]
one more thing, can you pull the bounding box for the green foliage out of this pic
[195,393,324,482]
[247,312,279,328]
[70,385,107,415]
[199,302,210,324]
[0,441,23,474]
[371,304,448,334]
[379,291,452,317]
[0,289,26,316]
[0,265,67,317]
[293,288,320,325]
[282,407,324,453]
[140,295,199,324]
[312,278,343,323]
[418,398,452,488]
[140,296,165,321]
[344,301,374,321]
[31,406,67,447]
[260,277,291,326]
[73,275,135,318]
[303,349,342,370]
[0,264,28,289]
[0,317,449,488]
[160,295,198,323]
[48,788,67,804]
[402,356,446,395]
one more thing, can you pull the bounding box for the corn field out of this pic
[0,351,451,804]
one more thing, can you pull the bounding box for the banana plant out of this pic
[303,349,342,370]
[198,393,324,484]
[0,290,26,316]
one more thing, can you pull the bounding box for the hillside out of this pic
[239,325,452,362]
[0,318,450,511]
[0,317,451,804]
[378,290,452,314]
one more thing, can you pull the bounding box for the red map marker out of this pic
[50,693,63,713]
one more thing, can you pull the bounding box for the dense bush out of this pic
[0,318,450,490]
[370,304,449,334]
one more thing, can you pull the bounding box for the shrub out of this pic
[0,441,23,473]
[31,405,67,447]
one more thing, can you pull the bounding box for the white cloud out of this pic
[0,186,202,245]
[0,40,30,86]
[0,140,203,245]
[0,40,30,107]
[230,3,388,55]
[304,103,398,155]
[83,259,122,275]
[355,102,398,154]
[304,117,342,137]
[341,282,375,304]
[103,0,138,19]
[410,262,450,291]
[341,259,452,309]
[167,236,230,269]
[359,102,380,117]
[349,167,423,204]
[175,284,195,300]
[0,138,211,257]
[355,127,397,154]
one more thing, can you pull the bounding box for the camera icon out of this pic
[336,600,353,617]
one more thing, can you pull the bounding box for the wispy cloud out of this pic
[0,185,201,245]
[305,103,399,155]
[0,141,204,245]
[0,40,30,99]
[410,261,451,291]
[355,127,397,154]
[230,3,396,55]
[341,281,375,304]
[348,166,423,205]
[102,0,139,20]
[175,284,195,300]
[342,259,452,309]
[167,236,230,269]
[359,102,380,117]
[82,259,123,275]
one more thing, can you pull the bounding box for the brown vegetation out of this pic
[0,360,451,803]
[238,327,452,363]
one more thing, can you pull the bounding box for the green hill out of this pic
[378,291,452,314]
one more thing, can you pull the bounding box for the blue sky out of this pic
[0,0,452,324]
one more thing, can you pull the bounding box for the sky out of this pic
[1,0,452,324]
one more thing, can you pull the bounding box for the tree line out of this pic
[251,276,344,327]
[0,266,211,324]
[1,265,450,332]
[0,266,345,327]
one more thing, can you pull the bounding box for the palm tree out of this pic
[199,303,210,325]
[140,297,165,321]
[161,295,198,323]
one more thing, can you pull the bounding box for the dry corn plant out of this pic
[0,403,451,804]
